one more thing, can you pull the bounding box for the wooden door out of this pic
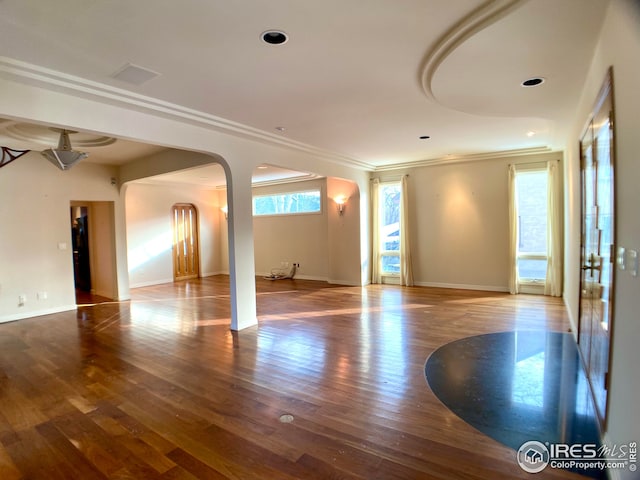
[172,204,200,281]
[578,69,615,430]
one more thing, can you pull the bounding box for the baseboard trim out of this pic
[201,271,229,277]
[563,295,579,341]
[0,304,77,323]
[414,281,509,292]
[129,278,174,289]
[327,279,362,286]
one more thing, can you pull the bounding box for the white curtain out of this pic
[544,160,563,296]
[400,175,414,286]
[371,178,381,284]
[508,164,519,294]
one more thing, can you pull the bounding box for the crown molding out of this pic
[250,173,321,189]
[0,57,374,171]
[374,146,554,172]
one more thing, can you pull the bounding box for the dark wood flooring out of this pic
[0,276,587,479]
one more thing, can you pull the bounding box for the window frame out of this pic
[377,181,401,278]
[514,166,548,287]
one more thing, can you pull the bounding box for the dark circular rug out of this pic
[425,331,605,479]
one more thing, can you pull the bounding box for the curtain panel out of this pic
[508,164,519,294]
[544,160,563,296]
[400,175,414,286]
[370,178,381,284]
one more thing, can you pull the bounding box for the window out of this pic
[253,189,321,216]
[515,170,548,282]
[378,183,401,275]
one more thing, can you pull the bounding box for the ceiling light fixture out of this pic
[275,126,286,132]
[527,131,536,137]
[41,129,88,170]
[261,30,289,45]
[521,77,545,87]
[419,135,430,140]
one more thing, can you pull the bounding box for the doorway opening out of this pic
[70,201,118,305]
[71,206,91,294]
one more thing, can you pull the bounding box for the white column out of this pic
[226,162,258,331]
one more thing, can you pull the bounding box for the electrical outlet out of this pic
[18,295,26,307]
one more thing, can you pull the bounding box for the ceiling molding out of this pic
[251,173,321,189]
[374,146,554,172]
[134,172,321,190]
[0,56,375,171]
[3,122,117,148]
[420,0,529,104]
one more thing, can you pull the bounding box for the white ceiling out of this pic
[0,0,609,181]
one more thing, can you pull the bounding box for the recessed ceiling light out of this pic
[419,135,430,140]
[257,165,268,169]
[261,30,289,45]
[527,131,536,137]
[521,77,545,87]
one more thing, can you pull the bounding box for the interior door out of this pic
[578,69,615,430]
[172,203,200,281]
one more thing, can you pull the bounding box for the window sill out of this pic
[518,283,545,295]
[381,275,400,285]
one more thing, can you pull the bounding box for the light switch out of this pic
[628,249,638,277]
[617,247,626,270]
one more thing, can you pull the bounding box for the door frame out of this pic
[171,203,201,281]
[577,67,617,431]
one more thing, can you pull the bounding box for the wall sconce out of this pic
[335,195,347,215]
[221,205,228,220]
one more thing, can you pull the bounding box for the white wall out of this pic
[125,182,223,288]
[564,1,640,473]
[252,178,329,280]
[384,152,561,291]
[250,177,362,285]
[0,152,120,322]
[327,177,362,285]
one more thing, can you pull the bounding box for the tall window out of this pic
[515,169,548,283]
[378,182,401,275]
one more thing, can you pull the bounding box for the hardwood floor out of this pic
[0,276,588,479]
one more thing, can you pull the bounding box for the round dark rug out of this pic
[425,331,604,479]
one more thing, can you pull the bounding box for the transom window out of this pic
[253,189,321,216]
